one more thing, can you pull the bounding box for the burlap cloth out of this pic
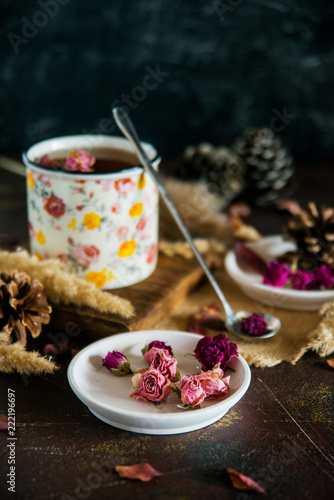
[155,268,334,367]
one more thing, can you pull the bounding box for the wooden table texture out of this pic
[0,163,333,500]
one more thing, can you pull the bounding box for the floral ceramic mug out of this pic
[23,135,160,289]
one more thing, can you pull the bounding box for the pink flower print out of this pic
[28,221,35,239]
[146,244,156,264]
[115,178,135,195]
[144,194,151,207]
[65,150,96,172]
[116,226,129,239]
[111,257,122,269]
[111,203,122,214]
[43,195,66,218]
[102,180,113,192]
[73,244,100,267]
[57,254,69,263]
[38,174,52,187]
[136,216,151,239]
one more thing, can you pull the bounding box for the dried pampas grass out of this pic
[0,250,134,319]
[308,301,334,357]
[159,177,234,244]
[159,238,226,260]
[0,333,57,375]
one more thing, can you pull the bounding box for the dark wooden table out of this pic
[0,163,334,500]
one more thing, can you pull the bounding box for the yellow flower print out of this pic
[36,230,46,245]
[129,202,143,218]
[108,271,115,282]
[118,239,136,258]
[34,252,43,261]
[67,218,77,231]
[83,212,101,230]
[86,268,108,288]
[137,174,146,190]
[27,172,35,190]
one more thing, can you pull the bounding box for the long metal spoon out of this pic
[112,107,281,340]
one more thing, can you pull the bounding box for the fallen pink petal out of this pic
[186,315,207,335]
[227,468,266,494]
[326,357,334,369]
[235,242,267,274]
[115,462,162,482]
[200,303,225,331]
[0,414,8,431]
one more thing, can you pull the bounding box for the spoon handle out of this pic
[112,107,235,321]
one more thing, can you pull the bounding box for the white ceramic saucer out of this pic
[225,235,334,311]
[67,330,251,435]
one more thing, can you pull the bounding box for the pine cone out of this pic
[0,271,52,346]
[233,128,294,206]
[283,202,334,269]
[181,143,216,180]
[181,143,245,207]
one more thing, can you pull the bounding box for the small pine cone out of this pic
[283,202,334,269]
[181,143,216,180]
[233,128,294,206]
[180,143,245,207]
[0,271,52,346]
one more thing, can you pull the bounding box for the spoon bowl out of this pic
[225,311,281,340]
[112,107,282,341]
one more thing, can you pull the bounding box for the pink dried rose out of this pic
[130,368,171,402]
[290,269,315,290]
[238,313,268,336]
[72,244,100,266]
[179,374,207,407]
[314,265,333,289]
[197,366,230,399]
[194,333,238,372]
[39,154,61,169]
[263,260,291,287]
[144,347,178,381]
[43,195,66,218]
[102,351,132,376]
[65,150,96,172]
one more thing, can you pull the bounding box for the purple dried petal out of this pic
[290,270,315,290]
[194,333,238,371]
[314,265,333,290]
[263,260,291,287]
[238,313,268,336]
[146,341,173,356]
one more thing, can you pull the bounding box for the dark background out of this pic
[1,0,334,163]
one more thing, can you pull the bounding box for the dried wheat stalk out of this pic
[0,338,58,375]
[0,250,134,318]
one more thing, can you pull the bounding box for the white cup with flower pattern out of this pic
[23,135,160,289]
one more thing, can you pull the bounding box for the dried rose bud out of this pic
[102,351,132,376]
[239,313,267,336]
[65,150,96,172]
[263,260,291,287]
